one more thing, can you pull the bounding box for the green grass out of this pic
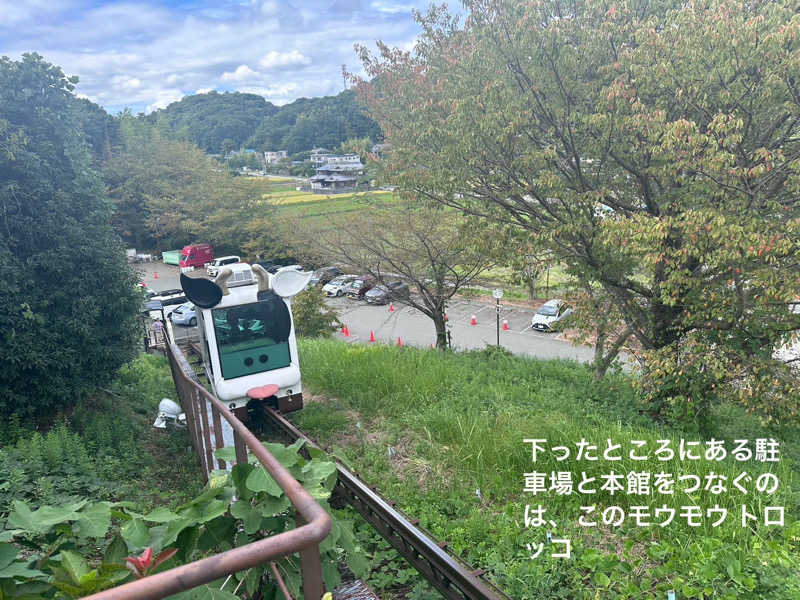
[293,340,800,599]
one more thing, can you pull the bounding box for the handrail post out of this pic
[297,514,325,600]
[211,405,226,470]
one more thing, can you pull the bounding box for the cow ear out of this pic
[271,268,313,298]
[180,273,223,308]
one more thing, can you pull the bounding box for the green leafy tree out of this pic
[356,0,800,428]
[0,54,141,419]
[296,202,495,348]
[291,287,341,337]
[105,116,272,254]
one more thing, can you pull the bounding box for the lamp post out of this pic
[493,288,503,346]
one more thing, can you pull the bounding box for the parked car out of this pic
[207,255,241,277]
[169,302,197,326]
[531,299,573,332]
[310,266,343,287]
[150,288,186,306]
[322,275,358,297]
[345,277,377,300]
[365,280,409,305]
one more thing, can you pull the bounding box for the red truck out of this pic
[179,243,213,269]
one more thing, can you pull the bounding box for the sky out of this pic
[0,0,443,114]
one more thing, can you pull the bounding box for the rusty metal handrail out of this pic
[84,341,331,600]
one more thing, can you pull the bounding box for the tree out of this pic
[0,54,141,419]
[356,0,800,428]
[291,287,341,337]
[105,116,273,254]
[295,202,495,348]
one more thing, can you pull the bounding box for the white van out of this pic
[207,255,241,277]
[216,262,254,288]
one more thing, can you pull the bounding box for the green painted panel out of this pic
[162,250,181,266]
[218,340,291,379]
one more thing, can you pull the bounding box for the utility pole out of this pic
[341,64,348,90]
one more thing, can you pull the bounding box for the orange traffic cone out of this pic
[389,303,395,312]
[341,325,346,334]
[344,326,351,337]
[153,272,159,279]
[369,330,375,342]
[397,337,403,347]
[470,314,477,325]
[503,319,509,331]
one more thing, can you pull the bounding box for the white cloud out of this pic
[195,87,214,94]
[0,0,437,113]
[259,50,311,70]
[145,89,184,114]
[370,1,415,14]
[221,64,260,82]
[111,75,142,90]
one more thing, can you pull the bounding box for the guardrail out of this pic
[84,341,331,600]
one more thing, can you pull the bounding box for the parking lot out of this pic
[137,262,596,364]
[328,295,596,363]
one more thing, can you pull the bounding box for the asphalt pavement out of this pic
[136,262,596,364]
[329,296,596,363]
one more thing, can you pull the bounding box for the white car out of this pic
[207,255,241,277]
[531,299,573,332]
[322,275,358,297]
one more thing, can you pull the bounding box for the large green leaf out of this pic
[0,545,17,571]
[262,441,302,468]
[213,447,237,463]
[230,501,262,535]
[301,460,337,487]
[245,467,283,497]
[121,518,150,550]
[103,535,128,566]
[0,561,47,580]
[230,463,255,501]
[75,502,111,539]
[7,500,88,535]
[56,551,89,585]
[199,500,229,524]
[255,495,290,517]
[196,517,236,553]
[162,518,198,549]
[144,507,183,523]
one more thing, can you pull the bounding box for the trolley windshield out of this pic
[211,296,291,379]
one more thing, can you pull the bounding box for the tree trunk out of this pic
[433,310,448,349]
[593,329,607,381]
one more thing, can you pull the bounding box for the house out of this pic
[309,159,364,194]
[264,150,288,164]
[309,147,332,164]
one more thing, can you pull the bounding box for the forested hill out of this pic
[149,89,382,154]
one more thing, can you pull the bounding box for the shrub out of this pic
[292,287,340,337]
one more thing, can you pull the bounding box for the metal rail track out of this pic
[261,407,512,600]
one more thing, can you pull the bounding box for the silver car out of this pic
[169,302,197,327]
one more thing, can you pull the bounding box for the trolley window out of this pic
[211,295,291,379]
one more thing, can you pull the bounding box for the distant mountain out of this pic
[148,91,277,153]
[150,89,382,155]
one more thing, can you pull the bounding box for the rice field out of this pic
[263,189,393,206]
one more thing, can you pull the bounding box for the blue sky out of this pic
[0,0,444,113]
